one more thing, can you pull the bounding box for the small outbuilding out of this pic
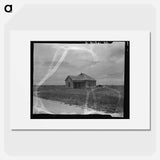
[65,73,96,89]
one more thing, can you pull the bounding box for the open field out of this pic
[34,85,124,113]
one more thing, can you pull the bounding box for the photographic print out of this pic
[31,41,129,119]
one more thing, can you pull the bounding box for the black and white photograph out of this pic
[2,1,156,158]
[31,41,129,119]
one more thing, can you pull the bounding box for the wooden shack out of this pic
[65,73,96,89]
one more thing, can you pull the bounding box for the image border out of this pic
[30,41,130,119]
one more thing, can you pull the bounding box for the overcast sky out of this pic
[33,42,125,85]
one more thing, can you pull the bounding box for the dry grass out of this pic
[35,85,124,113]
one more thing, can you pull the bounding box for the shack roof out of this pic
[65,73,96,81]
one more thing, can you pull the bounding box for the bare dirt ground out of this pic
[33,96,123,117]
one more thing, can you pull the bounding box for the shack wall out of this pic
[65,77,73,88]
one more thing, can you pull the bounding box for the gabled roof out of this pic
[65,73,96,81]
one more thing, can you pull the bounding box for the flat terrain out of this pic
[34,85,124,114]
